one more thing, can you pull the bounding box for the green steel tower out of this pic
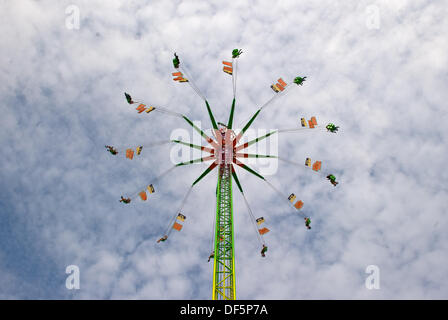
[213,162,236,299]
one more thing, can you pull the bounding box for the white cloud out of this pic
[0,0,447,299]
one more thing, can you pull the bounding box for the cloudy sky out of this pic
[1,0,447,299]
